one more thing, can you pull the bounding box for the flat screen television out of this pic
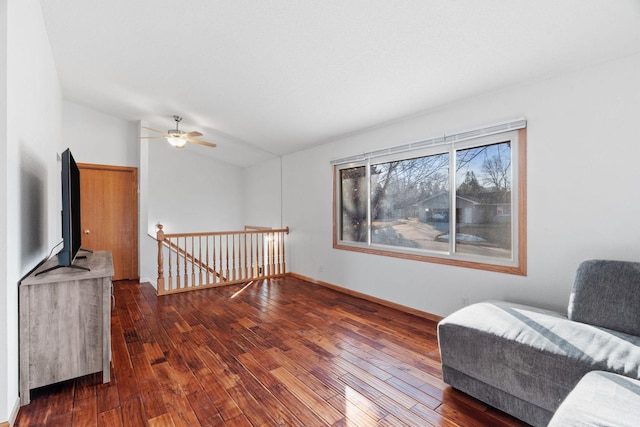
[58,148,82,266]
[38,148,90,275]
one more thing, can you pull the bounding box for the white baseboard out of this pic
[139,277,157,289]
[5,395,20,426]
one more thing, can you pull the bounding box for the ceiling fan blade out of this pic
[142,126,168,134]
[188,138,217,148]
[185,131,203,138]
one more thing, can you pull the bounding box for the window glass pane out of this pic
[340,166,368,243]
[455,141,512,258]
[370,153,449,252]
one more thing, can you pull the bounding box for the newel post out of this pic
[156,224,165,295]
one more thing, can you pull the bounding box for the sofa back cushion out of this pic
[568,259,640,336]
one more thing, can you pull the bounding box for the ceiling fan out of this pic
[141,115,217,149]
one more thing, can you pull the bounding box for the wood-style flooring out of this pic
[15,276,527,426]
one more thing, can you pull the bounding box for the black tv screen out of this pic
[58,148,82,266]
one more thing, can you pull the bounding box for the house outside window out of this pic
[333,121,527,275]
[497,205,511,217]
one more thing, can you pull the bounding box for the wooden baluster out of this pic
[167,237,172,291]
[269,232,276,276]
[218,235,222,282]
[237,233,242,280]
[238,233,242,280]
[275,232,281,275]
[175,237,181,289]
[264,232,268,276]
[256,233,261,277]
[175,238,180,289]
[219,235,224,281]
[269,232,275,276]
[260,232,266,277]
[197,236,201,286]
[156,224,165,294]
[178,237,182,288]
[232,235,235,281]
[257,235,260,276]
[213,235,218,283]
[252,233,257,277]
[183,237,189,288]
[236,234,240,280]
[244,233,248,279]
[190,237,195,287]
[273,232,277,275]
[205,236,209,285]
[232,234,237,281]
[263,232,267,276]
[278,231,284,274]
[261,232,266,276]
[280,232,285,275]
[249,233,258,278]
[280,231,285,275]
[282,229,287,274]
[210,236,218,283]
[225,235,230,282]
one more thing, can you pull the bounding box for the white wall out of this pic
[2,0,63,423]
[147,143,245,234]
[280,52,640,317]
[0,1,8,422]
[63,101,139,167]
[243,156,284,229]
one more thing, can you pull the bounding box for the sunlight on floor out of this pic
[345,386,378,425]
[230,281,254,298]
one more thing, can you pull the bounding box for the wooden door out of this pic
[78,164,138,281]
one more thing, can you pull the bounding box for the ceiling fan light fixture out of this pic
[166,136,187,147]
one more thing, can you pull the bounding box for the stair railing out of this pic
[155,224,289,295]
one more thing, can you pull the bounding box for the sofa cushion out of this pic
[548,371,640,427]
[568,259,640,336]
[438,301,640,416]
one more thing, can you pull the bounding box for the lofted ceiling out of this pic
[40,1,640,166]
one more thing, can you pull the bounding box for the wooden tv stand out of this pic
[19,250,114,406]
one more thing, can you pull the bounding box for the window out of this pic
[333,121,526,275]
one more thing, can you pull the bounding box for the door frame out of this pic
[78,163,139,280]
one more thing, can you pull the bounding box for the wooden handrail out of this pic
[161,228,288,238]
[155,224,289,295]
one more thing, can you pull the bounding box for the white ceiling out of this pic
[40,1,640,166]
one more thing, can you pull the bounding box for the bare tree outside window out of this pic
[482,142,511,191]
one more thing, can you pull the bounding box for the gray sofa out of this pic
[437,259,640,426]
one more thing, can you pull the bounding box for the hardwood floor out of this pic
[15,276,527,426]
